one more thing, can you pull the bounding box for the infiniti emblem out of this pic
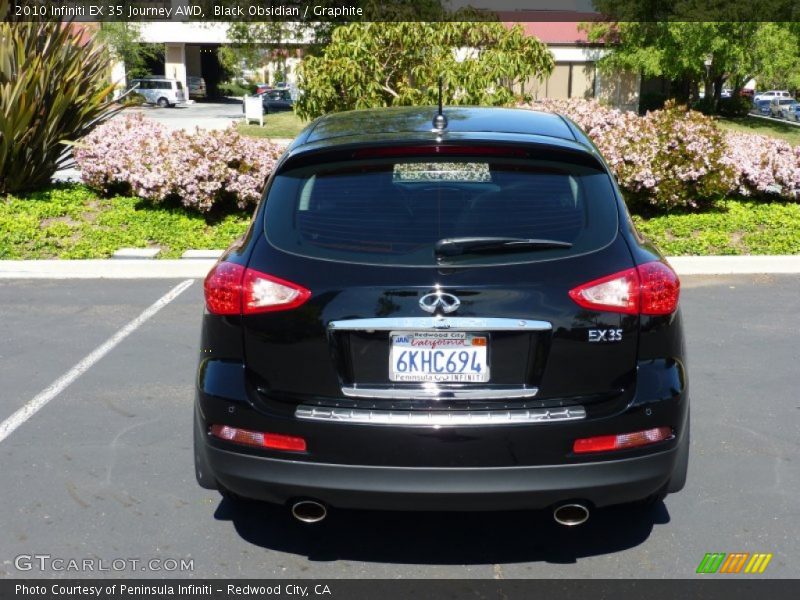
[419,291,461,314]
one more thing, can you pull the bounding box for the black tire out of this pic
[667,411,690,493]
[193,408,218,490]
[157,97,169,108]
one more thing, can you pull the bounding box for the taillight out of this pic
[203,261,311,315]
[637,261,681,316]
[242,269,311,314]
[568,267,639,314]
[573,426,673,454]
[568,261,679,316]
[210,425,307,452]
[204,262,244,315]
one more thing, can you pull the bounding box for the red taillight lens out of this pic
[203,261,311,315]
[573,426,673,454]
[204,261,245,315]
[568,261,679,316]
[637,261,681,316]
[210,424,307,452]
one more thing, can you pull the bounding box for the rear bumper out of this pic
[196,357,688,510]
[203,440,678,511]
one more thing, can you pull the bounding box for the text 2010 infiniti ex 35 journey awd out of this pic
[194,106,688,526]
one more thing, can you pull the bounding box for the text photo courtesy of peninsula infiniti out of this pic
[194,106,688,526]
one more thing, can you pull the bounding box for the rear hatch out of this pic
[243,145,638,412]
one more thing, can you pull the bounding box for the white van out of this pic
[753,90,792,103]
[131,77,187,108]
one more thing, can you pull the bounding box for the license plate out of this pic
[389,332,489,383]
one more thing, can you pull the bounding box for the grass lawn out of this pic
[3,185,800,259]
[0,185,250,259]
[237,111,307,139]
[633,198,800,255]
[716,115,800,146]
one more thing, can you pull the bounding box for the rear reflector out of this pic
[573,426,673,454]
[204,261,311,315]
[210,424,307,452]
[568,260,680,316]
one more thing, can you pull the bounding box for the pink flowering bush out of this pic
[523,99,736,210]
[723,133,800,198]
[75,113,285,213]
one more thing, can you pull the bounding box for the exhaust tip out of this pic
[553,503,590,527]
[291,500,327,524]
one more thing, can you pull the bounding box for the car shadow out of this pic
[213,499,669,564]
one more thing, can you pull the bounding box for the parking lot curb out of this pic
[665,255,800,274]
[1,255,800,278]
[0,259,217,279]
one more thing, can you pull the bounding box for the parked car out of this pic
[261,88,293,114]
[187,76,207,99]
[254,83,271,95]
[777,101,800,121]
[130,77,186,108]
[739,88,754,99]
[753,90,792,102]
[194,106,689,526]
[753,99,772,115]
[769,97,796,118]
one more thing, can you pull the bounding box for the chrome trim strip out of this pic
[341,385,539,400]
[328,317,552,332]
[295,405,586,426]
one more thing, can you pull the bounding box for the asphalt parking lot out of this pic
[0,274,797,579]
[125,100,246,131]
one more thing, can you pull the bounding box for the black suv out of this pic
[194,107,689,526]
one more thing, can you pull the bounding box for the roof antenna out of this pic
[432,76,447,130]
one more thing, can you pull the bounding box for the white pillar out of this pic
[165,42,187,92]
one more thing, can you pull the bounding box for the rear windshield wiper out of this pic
[434,237,573,258]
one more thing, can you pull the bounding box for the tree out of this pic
[1,2,120,194]
[294,22,554,120]
[95,22,162,81]
[224,0,449,57]
[586,15,800,112]
[748,23,800,91]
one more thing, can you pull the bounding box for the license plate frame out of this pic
[388,331,490,383]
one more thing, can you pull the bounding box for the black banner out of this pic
[1,580,800,600]
[3,0,800,22]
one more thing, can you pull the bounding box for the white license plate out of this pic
[389,332,489,383]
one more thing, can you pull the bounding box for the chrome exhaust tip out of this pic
[291,500,327,524]
[553,503,590,527]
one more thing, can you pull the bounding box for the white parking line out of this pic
[0,279,194,444]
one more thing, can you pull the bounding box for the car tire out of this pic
[157,97,169,108]
[193,408,218,490]
[667,411,690,493]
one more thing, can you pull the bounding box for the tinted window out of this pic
[264,157,619,266]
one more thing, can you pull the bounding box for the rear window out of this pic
[264,156,619,267]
